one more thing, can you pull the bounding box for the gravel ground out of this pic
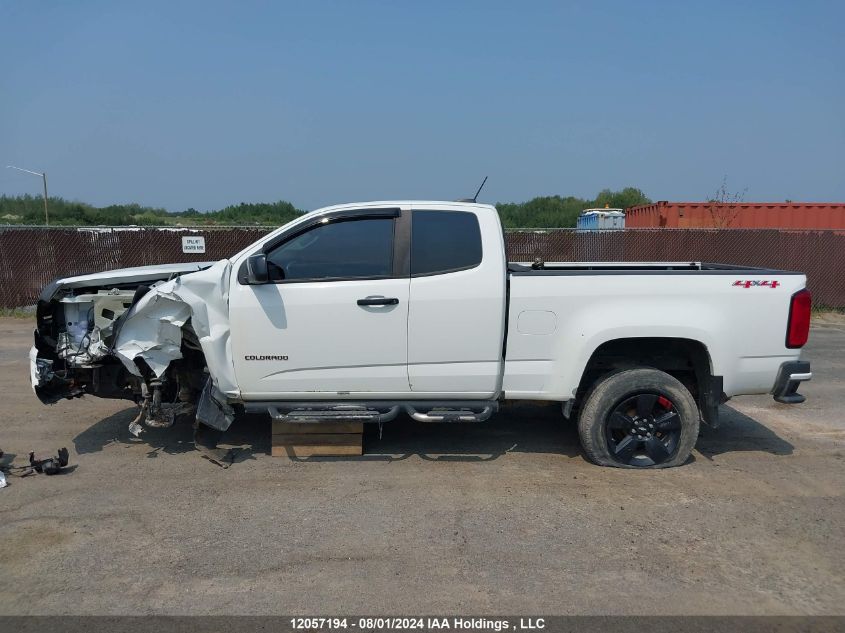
[0,316,843,615]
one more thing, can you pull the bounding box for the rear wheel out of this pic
[577,368,699,468]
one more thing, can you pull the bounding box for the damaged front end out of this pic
[31,261,239,437]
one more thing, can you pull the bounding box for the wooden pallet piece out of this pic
[271,421,364,435]
[271,420,363,457]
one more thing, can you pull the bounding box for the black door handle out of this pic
[357,297,399,306]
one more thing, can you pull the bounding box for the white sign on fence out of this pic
[182,236,206,254]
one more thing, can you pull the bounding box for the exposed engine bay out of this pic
[30,261,238,437]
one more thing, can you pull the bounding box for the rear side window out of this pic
[411,210,482,276]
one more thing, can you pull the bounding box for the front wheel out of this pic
[577,368,700,468]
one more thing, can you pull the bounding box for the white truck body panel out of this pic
[31,200,810,420]
[504,270,805,400]
[230,277,411,397]
[405,203,507,396]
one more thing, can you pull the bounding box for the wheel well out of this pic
[577,338,713,406]
[177,322,209,398]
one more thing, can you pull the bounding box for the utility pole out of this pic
[6,165,49,225]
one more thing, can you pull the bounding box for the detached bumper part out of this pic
[772,361,811,404]
[196,378,235,432]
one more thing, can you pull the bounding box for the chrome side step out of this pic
[247,400,499,424]
[405,404,496,423]
[266,403,400,424]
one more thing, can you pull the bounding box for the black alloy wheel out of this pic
[604,392,682,466]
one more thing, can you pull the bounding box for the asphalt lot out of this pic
[0,316,843,615]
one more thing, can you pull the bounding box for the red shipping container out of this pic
[625,201,845,230]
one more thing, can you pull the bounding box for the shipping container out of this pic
[576,208,625,230]
[625,201,845,229]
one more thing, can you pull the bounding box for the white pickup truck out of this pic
[31,201,813,468]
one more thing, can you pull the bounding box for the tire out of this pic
[577,368,700,469]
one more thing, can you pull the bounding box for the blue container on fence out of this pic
[576,208,625,231]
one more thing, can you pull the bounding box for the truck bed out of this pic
[503,261,806,401]
[507,261,803,275]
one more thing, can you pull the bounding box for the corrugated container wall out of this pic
[576,209,625,230]
[625,202,845,230]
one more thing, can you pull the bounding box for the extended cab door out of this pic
[229,208,411,398]
[406,205,507,396]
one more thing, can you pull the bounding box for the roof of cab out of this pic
[230,201,498,261]
[305,200,496,218]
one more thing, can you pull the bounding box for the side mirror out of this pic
[246,253,269,284]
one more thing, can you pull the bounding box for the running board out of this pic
[247,400,498,424]
[405,404,496,423]
[267,404,400,424]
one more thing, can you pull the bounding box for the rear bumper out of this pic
[771,360,812,404]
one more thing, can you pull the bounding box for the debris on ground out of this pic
[193,424,236,468]
[1,447,72,483]
[29,447,70,475]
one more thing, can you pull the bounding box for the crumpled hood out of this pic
[112,259,239,398]
[39,261,216,302]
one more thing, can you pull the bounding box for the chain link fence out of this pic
[1,226,842,309]
[506,228,845,308]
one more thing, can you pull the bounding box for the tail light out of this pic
[786,289,811,348]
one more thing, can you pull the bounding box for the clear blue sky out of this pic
[1,1,842,211]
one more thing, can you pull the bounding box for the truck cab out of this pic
[230,201,506,399]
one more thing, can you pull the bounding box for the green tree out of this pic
[593,187,651,210]
[495,188,652,228]
[0,187,653,228]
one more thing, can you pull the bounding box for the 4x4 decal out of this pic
[733,280,780,289]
